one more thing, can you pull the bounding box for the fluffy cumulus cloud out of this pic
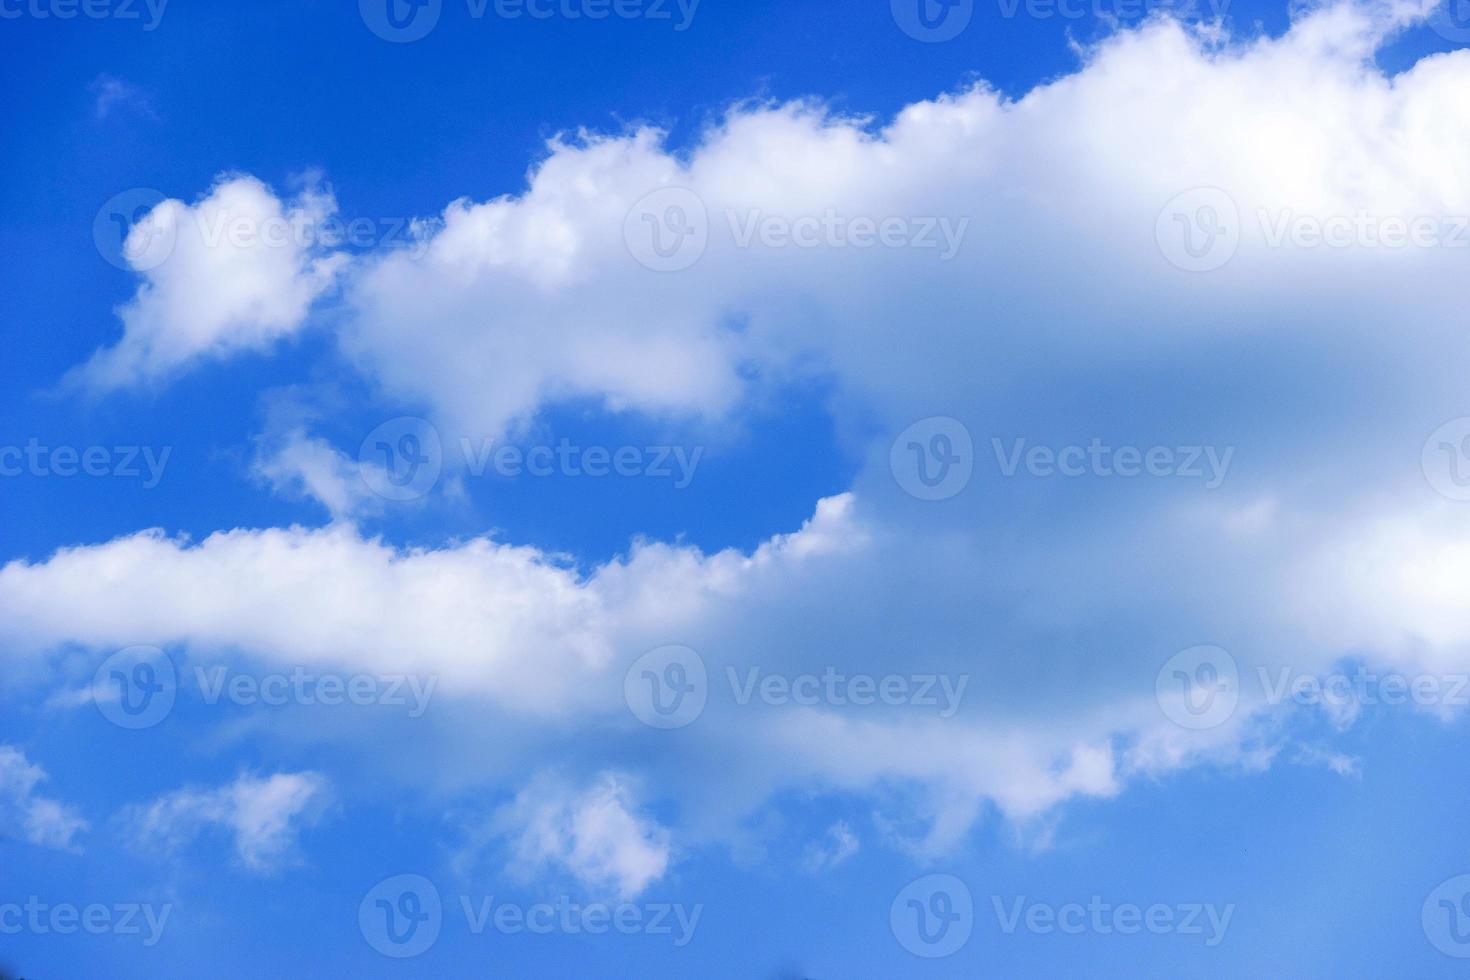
[118,772,330,874]
[470,773,672,899]
[0,746,88,852]
[26,0,1470,881]
[70,175,346,391]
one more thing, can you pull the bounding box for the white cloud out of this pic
[802,820,859,873]
[0,493,861,713]
[0,746,87,852]
[119,771,330,874]
[70,175,345,391]
[252,427,385,523]
[90,74,157,121]
[32,1,1470,869]
[482,772,672,899]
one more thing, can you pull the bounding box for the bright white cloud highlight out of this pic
[72,175,345,391]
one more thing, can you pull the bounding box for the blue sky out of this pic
[5,0,1470,976]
